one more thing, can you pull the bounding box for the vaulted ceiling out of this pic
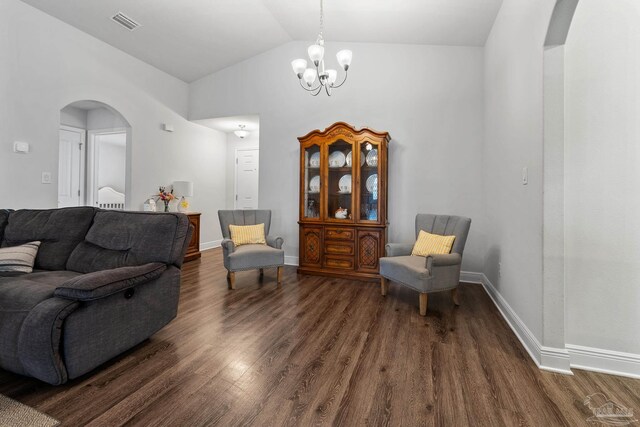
[20,0,503,83]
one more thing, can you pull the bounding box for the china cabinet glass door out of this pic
[359,140,380,222]
[303,144,321,219]
[326,139,354,221]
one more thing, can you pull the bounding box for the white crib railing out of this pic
[98,202,125,210]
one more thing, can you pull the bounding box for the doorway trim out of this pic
[87,127,128,208]
[58,125,87,207]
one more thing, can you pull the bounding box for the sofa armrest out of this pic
[425,253,462,270]
[266,235,284,249]
[385,243,414,257]
[54,262,167,301]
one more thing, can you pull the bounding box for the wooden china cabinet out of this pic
[298,122,390,281]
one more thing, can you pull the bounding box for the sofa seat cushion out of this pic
[0,271,81,374]
[380,255,431,292]
[0,271,82,307]
[227,244,284,271]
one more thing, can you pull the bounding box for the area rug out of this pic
[0,394,59,427]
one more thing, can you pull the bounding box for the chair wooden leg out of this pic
[381,277,389,296]
[277,266,283,285]
[452,287,460,306]
[259,268,264,277]
[227,272,236,290]
[419,293,428,316]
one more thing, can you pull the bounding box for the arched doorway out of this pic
[59,100,131,209]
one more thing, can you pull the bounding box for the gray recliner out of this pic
[218,210,284,289]
[379,214,471,316]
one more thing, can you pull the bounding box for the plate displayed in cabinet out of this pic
[309,175,321,192]
[338,174,352,193]
[366,174,378,193]
[366,149,378,167]
[345,151,365,167]
[309,152,320,168]
[328,151,346,168]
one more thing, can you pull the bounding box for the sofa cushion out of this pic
[2,207,96,271]
[0,271,81,375]
[227,244,284,271]
[0,241,41,273]
[66,211,190,273]
[229,223,266,247]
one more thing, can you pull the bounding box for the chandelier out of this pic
[290,0,352,96]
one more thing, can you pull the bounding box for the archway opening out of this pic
[59,100,131,209]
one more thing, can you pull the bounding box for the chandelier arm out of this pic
[330,70,349,89]
[311,85,323,96]
[298,78,321,92]
[325,85,332,96]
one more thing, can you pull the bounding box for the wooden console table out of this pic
[184,212,201,262]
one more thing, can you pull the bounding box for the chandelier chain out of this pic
[318,0,324,42]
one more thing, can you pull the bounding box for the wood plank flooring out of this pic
[1,248,638,426]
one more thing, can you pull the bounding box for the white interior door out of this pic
[58,126,86,208]
[235,149,259,209]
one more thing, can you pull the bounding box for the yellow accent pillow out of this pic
[229,223,266,247]
[411,230,456,257]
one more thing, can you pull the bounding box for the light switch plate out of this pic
[13,141,29,153]
[522,167,528,185]
[41,172,52,184]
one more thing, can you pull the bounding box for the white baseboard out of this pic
[479,273,572,375]
[200,239,222,251]
[460,271,484,284]
[567,344,640,379]
[285,255,299,266]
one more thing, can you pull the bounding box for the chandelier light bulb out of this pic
[291,59,308,77]
[303,68,317,86]
[326,69,337,86]
[336,50,353,71]
[307,44,325,65]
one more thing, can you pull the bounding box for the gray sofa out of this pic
[0,207,192,385]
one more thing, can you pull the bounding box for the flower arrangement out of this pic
[155,186,175,212]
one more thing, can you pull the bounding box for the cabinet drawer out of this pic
[325,241,355,256]
[325,227,354,241]
[324,255,354,270]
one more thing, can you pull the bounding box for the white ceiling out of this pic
[194,115,260,134]
[21,0,502,83]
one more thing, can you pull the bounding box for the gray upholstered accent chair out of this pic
[379,214,471,316]
[218,210,284,289]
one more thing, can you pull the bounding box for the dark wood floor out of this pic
[1,249,638,426]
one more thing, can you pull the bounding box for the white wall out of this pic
[226,131,260,209]
[190,41,486,270]
[565,0,640,355]
[97,136,126,193]
[60,106,87,129]
[87,107,129,130]
[483,0,557,344]
[0,0,227,246]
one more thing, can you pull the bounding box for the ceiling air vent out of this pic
[111,12,141,31]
